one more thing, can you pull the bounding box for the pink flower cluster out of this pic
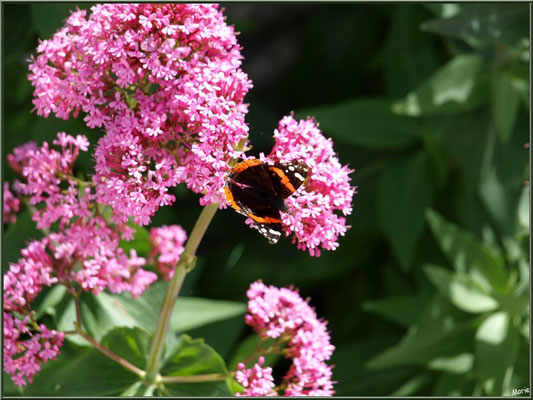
[237,281,335,396]
[250,115,355,256]
[149,224,188,280]
[4,133,168,386]
[29,4,252,225]
[236,356,277,397]
[7,132,90,230]
[5,133,159,303]
[3,181,20,224]
[4,312,65,387]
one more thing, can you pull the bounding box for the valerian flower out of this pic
[149,224,188,280]
[236,281,335,396]
[29,4,252,225]
[243,115,355,256]
[3,312,64,387]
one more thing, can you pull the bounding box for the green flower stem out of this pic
[144,202,219,384]
[77,330,146,378]
[71,293,145,378]
[159,373,230,383]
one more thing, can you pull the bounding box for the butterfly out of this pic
[224,158,309,243]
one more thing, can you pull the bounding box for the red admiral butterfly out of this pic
[224,158,310,244]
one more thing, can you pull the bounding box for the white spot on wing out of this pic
[294,172,305,181]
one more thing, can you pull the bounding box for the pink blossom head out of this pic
[149,224,188,280]
[235,356,277,397]
[7,132,90,230]
[4,312,65,387]
[240,281,335,396]
[244,115,355,256]
[29,4,253,225]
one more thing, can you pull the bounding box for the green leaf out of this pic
[421,4,529,50]
[185,313,245,359]
[392,54,490,116]
[433,372,478,396]
[478,161,522,240]
[161,334,232,396]
[24,341,91,395]
[295,97,421,149]
[382,5,440,98]
[55,291,139,345]
[33,285,68,320]
[428,352,474,374]
[508,65,530,107]
[119,224,151,257]
[79,291,140,341]
[94,281,246,337]
[169,297,246,333]
[492,73,520,143]
[367,294,478,370]
[362,292,431,327]
[423,4,463,18]
[390,372,431,396]
[517,185,529,233]
[120,382,156,396]
[425,209,507,291]
[475,312,520,395]
[27,328,148,396]
[423,264,499,314]
[378,152,434,268]
[421,128,448,188]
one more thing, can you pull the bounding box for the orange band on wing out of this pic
[224,187,241,212]
[269,167,296,193]
[247,213,281,224]
[232,158,262,173]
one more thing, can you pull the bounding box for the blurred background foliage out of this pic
[2,3,530,396]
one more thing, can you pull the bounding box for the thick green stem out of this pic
[160,373,230,383]
[144,202,219,384]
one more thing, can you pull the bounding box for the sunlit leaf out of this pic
[392,54,490,116]
[367,295,478,369]
[421,4,529,50]
[424,264,499,314]
[475,312,520,395]
[428,352,474,374]
[425,209,507,291]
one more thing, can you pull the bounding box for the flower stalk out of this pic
[71,293,145,378]
[144,202,219,384]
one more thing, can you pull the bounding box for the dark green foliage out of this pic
[2,3,529,396]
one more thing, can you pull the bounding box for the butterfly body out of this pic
[225,158,309,244]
